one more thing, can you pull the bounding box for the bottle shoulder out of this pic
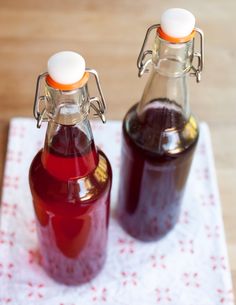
[29,148,112,207]
[123,102,199,160]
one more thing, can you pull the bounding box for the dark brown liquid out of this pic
[117,100,198,241]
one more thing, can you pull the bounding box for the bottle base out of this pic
[117,210,179,242]
[41,254,107,286]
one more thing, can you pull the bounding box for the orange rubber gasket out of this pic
[46,72,89,90]
[157,27,195,43]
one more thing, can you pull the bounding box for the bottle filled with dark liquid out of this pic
[117,9,204,241]
[29,51,112,285]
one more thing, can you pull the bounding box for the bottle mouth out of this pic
[157,27,196,43]
[46,72,90,91]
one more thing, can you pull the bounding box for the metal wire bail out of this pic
[86,68,107,123]
[137,24,160,77]
[190,28,204,83]
[33,72,48,128]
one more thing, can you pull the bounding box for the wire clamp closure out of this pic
[190,28,204,83]
[33,72,48,128]
[137,24,159,77]
[33,69,107,128]
[86,68,107,123]
[137,24,204,83]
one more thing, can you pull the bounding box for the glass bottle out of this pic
[117,9,204,241]
[29,51,112,285]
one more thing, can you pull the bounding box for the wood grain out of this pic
[0,0,235,295]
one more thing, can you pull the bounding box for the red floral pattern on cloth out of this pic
[155,288,172,303]
[0,119,234,305]
[27,282,44,300]
[0,262,14,280]
[90,286,108,302]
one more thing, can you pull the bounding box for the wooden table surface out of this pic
[0,0,235,295]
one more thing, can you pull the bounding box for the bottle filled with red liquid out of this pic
[117,9,204,241]
[29,51,112,285]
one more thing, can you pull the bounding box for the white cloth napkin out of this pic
[0,118,234,305]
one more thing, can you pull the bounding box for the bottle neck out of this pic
[41,85,98,180]
[152,35,194,76]
[137,36,194,123]
[45,84,91,125]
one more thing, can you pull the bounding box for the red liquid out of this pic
[117,100,198,241]
[29,124,112,285]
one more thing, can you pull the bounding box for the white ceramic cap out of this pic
[160,8,195,38]
[47,51,86,85]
